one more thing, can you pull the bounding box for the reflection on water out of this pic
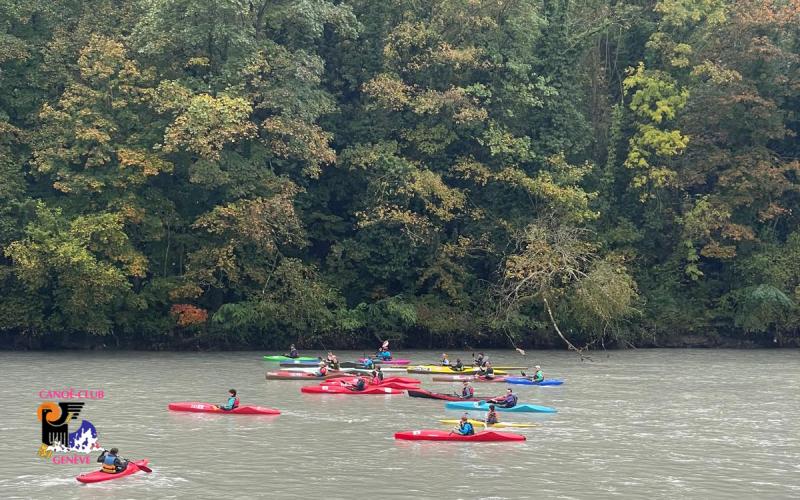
[1,349,799,499]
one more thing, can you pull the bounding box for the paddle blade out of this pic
[133,462,152,473]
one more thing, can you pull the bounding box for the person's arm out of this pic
[97,451,107,463]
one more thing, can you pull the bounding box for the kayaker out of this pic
[478,361,495,379]
[326,352,340,370]
[314,361,329,377]
[453,415,475,436]
[362,357,375,369]
[370,370,381,385]
[217,389,240,411]
[520,365,544,382]
[345,376,367,391]
[453,358,464,371]
[377,340,392,360]
[460,380,474,399]
[485,404,499,425]
[97,447,127,474]
[375,366,385,381]
[489,388,518,408]
[441,353,450,366]
[474,352,484,366]
[287,344,299,358]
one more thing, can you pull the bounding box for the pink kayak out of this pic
[431,375,507,383]
[300,385,406,395]
[76,459,149,483]
[168,402,280,415]
[325,376,421,385]
[395,429,526,442]
[359,358,411,365]
[322,380,418,390]
[265,370,348,380]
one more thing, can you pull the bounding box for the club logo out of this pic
[36,399,100,463]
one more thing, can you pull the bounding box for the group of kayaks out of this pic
[74,352,564,484]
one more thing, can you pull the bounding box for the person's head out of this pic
[535,365,541,370]
[109,447,119,455]
[290,344,295,348]
[229,389,237,397]
[506,388,512,394]
[376,366,381,371]
[463,380,469,385]
[489,404,495,411]
[486,361,492,366]
[461,414,468,422]
[456,358,461,363]
[442,353,448,357]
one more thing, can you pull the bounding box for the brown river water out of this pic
[1,349,798,499]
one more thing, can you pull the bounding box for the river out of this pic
[1,349,798,499]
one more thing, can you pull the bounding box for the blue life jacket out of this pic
[101,453,119,473]
[363,359,374,368]
[379,351,391,360]
[460,422,475,435]
[506,394,518,407]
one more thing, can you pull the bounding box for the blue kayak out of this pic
[445,401,557,413]
[503,378,564,386]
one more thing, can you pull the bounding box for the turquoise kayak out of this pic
[445,401,557,413]
[263,355,318,362]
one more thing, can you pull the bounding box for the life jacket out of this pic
[377,371,384,381]
[289,349,299,358]
[232,396,240,409]
[319,366,328,376]
[462,386,474,398]
[355,378,366,390]
[486,412,498,424]
[460,422,475,436]
[506,394,518,407]
[102,454,118,473]
[364,359,374,369]
[534,370,544,382]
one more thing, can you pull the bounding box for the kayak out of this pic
[395,429,526,442]
[438,419,538,429]
[327,376,421,385]
[168,402,280,415]
[407,389,489,402]
[358,358,411,365]
[432,375,507,383]
[322,378,418,390]
[265,371,349,380]
[263,355,318,362]
[407,366,511,375]
[503,377,564,386]
[300,385,406,395]
[279,360,320,367]
[445,401,557,413]
[76,459,149,483]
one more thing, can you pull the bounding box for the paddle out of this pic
[97,447,152,473]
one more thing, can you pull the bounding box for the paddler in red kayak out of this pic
[343,376,367,391]
[97,447,127,474]
[489,388,518,408]
[314,360,329,377]
[215,389,240,411]
[460,380,474,399]
[453,415,475,436]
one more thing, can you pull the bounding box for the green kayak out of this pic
[263,355,319,362]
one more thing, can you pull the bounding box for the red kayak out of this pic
[431,375,507,383]
[323,377,420,390]
[168,402,280,415]
[300,385,406,395]
[407,388,488,402]
[394,430,526,442]
[265,370,348,380]
[76,459,149,483]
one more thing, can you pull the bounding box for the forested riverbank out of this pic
[1,1,799,350]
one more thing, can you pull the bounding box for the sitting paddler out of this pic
[314,360,329,377]
[520,365,544,382]
[375,365,384,382]
[477,361,495,379]
[489,388,518,408]
[325,352,340,370]
[453,414,475,436]
[216,389,240,411]
[362,357,375,369]
[344,376,367,391]
[287,344,299,358]
[97,447,127,474]
[440,353,450,366]
[460,380,474,399]
[453,358,464,371]
[485,404,499,426]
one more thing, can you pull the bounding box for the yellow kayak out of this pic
[438,419,538,429]
[406,365,514,375]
